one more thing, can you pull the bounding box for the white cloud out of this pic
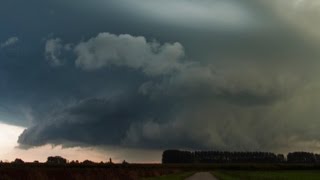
[1,37,19,48]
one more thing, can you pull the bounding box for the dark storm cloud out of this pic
[17,31,301,150]
[18,96,149,147]
[2,0,320,153]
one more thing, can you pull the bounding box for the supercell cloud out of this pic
[1,0,320,158]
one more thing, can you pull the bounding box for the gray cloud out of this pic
[264,0,320,34]
[1,37,19,48]
[74,33,185,76]
[19,28,315,152]
[45,38,71,66]
[4,0,320,155]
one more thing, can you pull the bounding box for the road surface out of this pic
[185,172,218,180]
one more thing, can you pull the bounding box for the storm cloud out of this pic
[19,29,320,153]
[0,0,320,157]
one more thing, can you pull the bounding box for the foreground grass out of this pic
[213,170,320,180]
[142,171,194,180]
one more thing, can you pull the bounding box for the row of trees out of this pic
[162,150,320,164]
[4,156,129,165]
[287,152,320,163]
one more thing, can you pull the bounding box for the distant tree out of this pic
[70,160,78,165]
[82,160,95,165]
[162,150,194,164]
[122,160,129,165]
[47,156,67,165]
[287,152,317,163]
[13,158,24,164]
[163,150,285,164]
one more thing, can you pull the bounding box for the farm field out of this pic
[213,170,320,180]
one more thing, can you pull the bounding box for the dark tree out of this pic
[82,160,95,165]
[162,150,285,164]
[47,156,67,165]
[287,152,317,164]
[13,158,24,164]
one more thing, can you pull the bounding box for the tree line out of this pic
[162,150,320,164]
[2,156,129,165]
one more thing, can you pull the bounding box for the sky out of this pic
[1,0,320,162]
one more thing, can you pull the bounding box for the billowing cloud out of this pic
[2,0,320,161]
[74,33,185,76]
[18,26,320,153]
[1,37,19,48]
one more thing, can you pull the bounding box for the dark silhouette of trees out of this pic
[162,150,194,164]
[162,150,285,164]
[82,160,95,165]
[287,152,320,163]
[13,158,24,164]
[4,151,320,166]
[47,156,67,165]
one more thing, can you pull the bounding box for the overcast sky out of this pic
[1,0,320,162]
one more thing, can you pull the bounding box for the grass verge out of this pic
[212,170,320,180]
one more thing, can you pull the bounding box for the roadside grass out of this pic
[142,171,194,180]
[212,170,320,180]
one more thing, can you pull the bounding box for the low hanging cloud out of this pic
[1,37,19,48]
[19,29,316,153]
[16,0,320,154]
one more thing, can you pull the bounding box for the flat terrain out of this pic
[143,171,194,180]
[185,172,218,180]
[213,170,320,180]
[2,163,320,179]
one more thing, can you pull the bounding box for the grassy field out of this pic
[213,170,320,180]
[142,171,194,180]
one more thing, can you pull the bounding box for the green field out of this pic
[142,171,194,180]
[213,170,320,180]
